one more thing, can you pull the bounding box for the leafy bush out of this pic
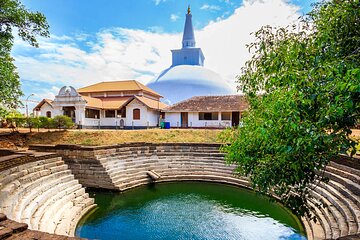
[38,116,52,129]
[51,115,74,129]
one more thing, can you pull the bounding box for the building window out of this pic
[160,112,165,119]
[199,112,218,120]
[133,108,140,120]
[46,111,51,118]
[85,109,100,119]
[105,110,115,118]
[119,107,126,118]
[221,112,231,121]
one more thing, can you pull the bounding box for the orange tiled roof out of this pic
[134,96,169,110]
[82,96,132,109]
[164,95,248,112]
[78,80,162,97]
[33,99,53,111]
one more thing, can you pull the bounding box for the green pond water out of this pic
[76,182,306,240]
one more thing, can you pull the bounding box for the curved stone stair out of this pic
[96,145,360,240]
[26,143,360,240]
[302,157,360,240]
[0,153,96,237]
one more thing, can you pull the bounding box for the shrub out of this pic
[38,116,52,130]
[51,115,74,129]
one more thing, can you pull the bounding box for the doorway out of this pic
[232,112,239,127]
[63,106,76,122]
[119,119,125,128]
[181,112,188,128]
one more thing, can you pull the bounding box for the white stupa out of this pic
[147,6,235,104]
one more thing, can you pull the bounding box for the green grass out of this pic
[26,129,223,146]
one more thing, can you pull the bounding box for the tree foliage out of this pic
[2,115,75,131]
[51,115,74,129]
[221,0,359,218]
[0,0,49,110]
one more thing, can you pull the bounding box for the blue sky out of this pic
[15,0,316,112]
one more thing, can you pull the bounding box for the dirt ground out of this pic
[0,128,222,150]
[0,128,359,151]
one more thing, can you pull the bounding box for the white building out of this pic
[146,7,235,104]
[34,81,168,129]
[163,95,248,128]
[33,7,245,129]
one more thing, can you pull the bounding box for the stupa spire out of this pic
[170,6,204,66]
[182,6,196,48]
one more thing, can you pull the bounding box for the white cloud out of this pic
[200,4,221,11]
[14,0,301,96]
[170,14,179,22]
[154,0,166,5]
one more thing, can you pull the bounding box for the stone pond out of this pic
[0,143,358,239]
[76,182,306,240]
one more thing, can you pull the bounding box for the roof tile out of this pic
[77,80,161,97]
[164,95,248,112]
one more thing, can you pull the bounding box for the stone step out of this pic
[301,216,315,240]
[54,205,83,236]
[38,188,86,233]
[0,170,73,218]
[317,182,360,235]
[104,158,228,171]
[14,174,78,222]
[0,157,62,180]
[112,169,237,185]
[327,180,360,209]
[109,164,233,179]
[109,166,234,182]
[307,200,331,239]
[311,189,347,237]
[54,195,95,236]
[325,171,360,197]
[0,160,65,189]
[20,179,80,225]
[328,161,360,177]
[31,183,83,230]
[326,165,360,185]
[116,174,250,191]
[66,204,97,237]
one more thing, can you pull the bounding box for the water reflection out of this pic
[76,182,306,240]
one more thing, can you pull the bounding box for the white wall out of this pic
[126,99,156,127]
[147,109,160,127]
[165,112,232,128]
[164,112,181,128]
[39,103,54,117]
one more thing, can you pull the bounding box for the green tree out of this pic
[221,0,359,219]
[0,0,49,110]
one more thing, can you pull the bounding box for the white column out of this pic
[75,104,86,126]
